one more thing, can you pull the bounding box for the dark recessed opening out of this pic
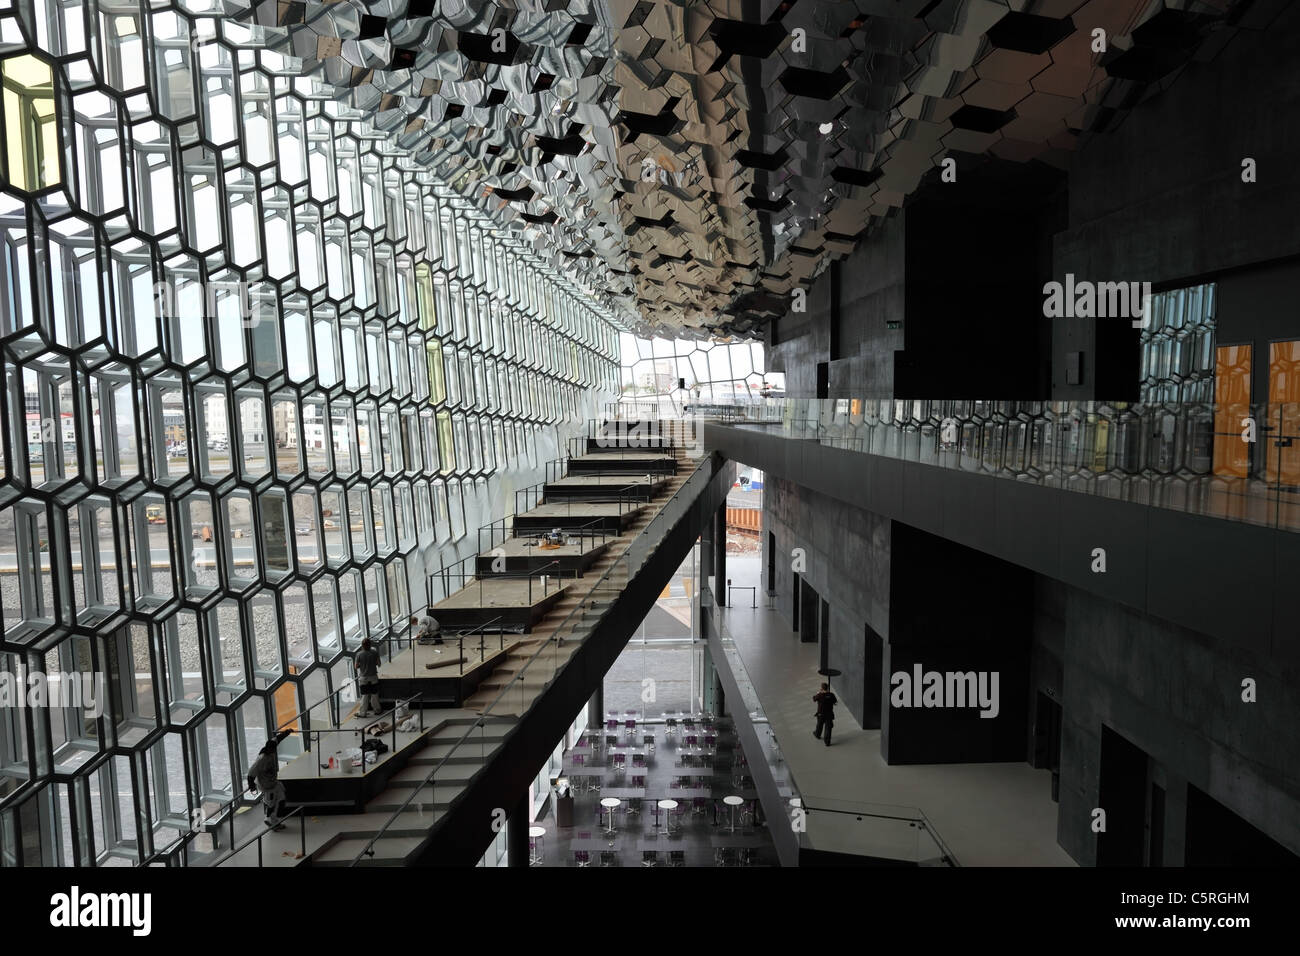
[831,165,882,187]
[777,65,850,100]
[949,104,1017,133]
[566,21,594,46]
[986,12,1074,54]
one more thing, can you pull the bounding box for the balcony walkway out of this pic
[719,555,1075,866]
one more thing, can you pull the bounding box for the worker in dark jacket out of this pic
[813,684,837,747]
[247,729,292,830]
[355,637,382,717]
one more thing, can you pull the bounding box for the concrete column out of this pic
[713,503,727,601]
[700,526,714,592]
[588,685,603,730]
[881,524,1032,765]
[507,791,530,868]
[1161,775,1189,867]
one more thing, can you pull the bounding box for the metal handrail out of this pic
[140,681,367,865]
[454,614,506,675]
[307,692,424,777]
[275,684,349,734]
[137,785,253,867]
[350,454,714,865]
[431,558,576,608]
[795,799,959,867]
[213,805,307,868]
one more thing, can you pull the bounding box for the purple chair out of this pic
[632,753,646,768]
[575,850,590,867]
[572,753,585,766]
[693,797,708,815]
[624,719,636,737]
[606,719,618,733]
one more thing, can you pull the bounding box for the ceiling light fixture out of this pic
[818,121,834,134]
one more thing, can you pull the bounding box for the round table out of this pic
[657,799,679,834]
[528,825,546,865]
[600,797,621,837]
[722,795,745,833]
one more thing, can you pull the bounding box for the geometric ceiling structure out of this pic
[245,0,1257,339]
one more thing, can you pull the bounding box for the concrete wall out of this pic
[1035,577,1300,864]
[1053,2,1300,400]
[762,474,890,725]
[1217,258,1300,406]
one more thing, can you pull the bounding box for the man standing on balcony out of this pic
[355,637,382,717]
[813,684,837,747]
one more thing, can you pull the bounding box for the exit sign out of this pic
[886,320,902,330]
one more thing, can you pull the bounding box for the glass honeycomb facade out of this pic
[619,334,780,410]
[0,5,620,866]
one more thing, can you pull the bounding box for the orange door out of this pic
[1213,345,1252,479]
[1268,341,1300,488]
[273,665,299,733]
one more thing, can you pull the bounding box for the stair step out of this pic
[315,834,427,866]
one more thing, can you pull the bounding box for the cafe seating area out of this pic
[533,711,776,867]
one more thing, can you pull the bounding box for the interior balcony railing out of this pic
[697,398,1300,533]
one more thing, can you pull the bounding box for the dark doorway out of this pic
[766,532,776,593]
[1185,785,1300,866]
[1097,725,1148,866]
[863,624,883,730]
[1149,784,1165,867]
[817,598,830,672]
[792,573,800,634]
[1033,693,1063,803]
[816,362,829,399]
[799,578,820,645]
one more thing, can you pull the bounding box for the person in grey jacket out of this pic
[247,729,292,830]
[355,637,382,717]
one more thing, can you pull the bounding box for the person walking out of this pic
[246,729,292,830]
[355,637,382,717]
[813,683,837,747]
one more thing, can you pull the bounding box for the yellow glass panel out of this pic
[415,263,434,330]
[2,54,59,191]
[426,337,445,405]
[436,410,454,473]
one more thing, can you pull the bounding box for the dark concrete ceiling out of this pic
[248,0,1267,339]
